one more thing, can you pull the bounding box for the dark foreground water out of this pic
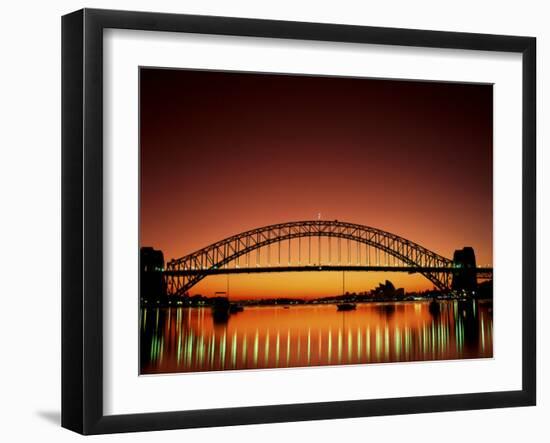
[140,300,493,374]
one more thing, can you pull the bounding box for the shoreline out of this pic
[140,297,493,309]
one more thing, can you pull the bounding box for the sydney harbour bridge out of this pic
[141,220,493,298]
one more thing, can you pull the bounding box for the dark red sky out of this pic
[140,68,492,296]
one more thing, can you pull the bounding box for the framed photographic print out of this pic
[62,8,536,434]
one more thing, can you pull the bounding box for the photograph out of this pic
[139,68,494,375]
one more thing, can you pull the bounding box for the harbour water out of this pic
[140,299,492,374]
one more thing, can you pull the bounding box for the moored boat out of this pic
[337,302,356,311]
[229,303,244,313]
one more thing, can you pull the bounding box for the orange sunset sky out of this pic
[140,68,493,298]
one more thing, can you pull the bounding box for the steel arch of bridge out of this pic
[165,220,455,296]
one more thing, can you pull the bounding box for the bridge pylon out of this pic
[451,247,478,293]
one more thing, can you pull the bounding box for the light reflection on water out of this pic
[140,300,493,374]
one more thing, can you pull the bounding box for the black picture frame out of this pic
[62,8,536,435]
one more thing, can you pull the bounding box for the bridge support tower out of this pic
[140,247,166,302]
[451,247,477,293]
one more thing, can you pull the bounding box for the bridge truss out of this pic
[165,220,477,296]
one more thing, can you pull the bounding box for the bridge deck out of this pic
[164,265,493,277]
